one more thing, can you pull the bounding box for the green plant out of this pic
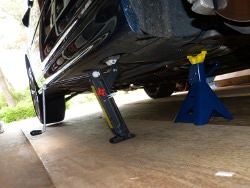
[0,102,35,123]
[11,87,32,104]
[0,87,36,123]
[69,93,96,105]
[0,94,7,110]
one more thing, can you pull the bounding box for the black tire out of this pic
[25,55,65,124]
[144,83,176,99]
[42,95,65,124]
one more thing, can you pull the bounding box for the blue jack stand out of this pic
[174,51,233,125]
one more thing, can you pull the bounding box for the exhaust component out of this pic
[188,0,250,23]
[214,0,250,23]
[190,0,216,15]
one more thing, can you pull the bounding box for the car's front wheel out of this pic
[26,56,65,124]
[144,83,176,99]
[29,77,65,124]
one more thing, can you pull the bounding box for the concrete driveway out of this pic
[2,86,250,187]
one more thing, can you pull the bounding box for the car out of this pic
[23,0,250,141]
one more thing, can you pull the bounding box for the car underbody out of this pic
[23,0,250,138]
[25,0,250,97]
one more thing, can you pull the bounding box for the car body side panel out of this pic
[26,0,250,96]
[41,0,201,83]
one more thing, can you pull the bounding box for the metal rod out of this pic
[42,85,47,133]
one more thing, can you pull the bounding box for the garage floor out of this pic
[2,86,250,187]
[0,127,54,188]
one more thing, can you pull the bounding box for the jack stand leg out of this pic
[174,51,233,125]
[90,63,135,143]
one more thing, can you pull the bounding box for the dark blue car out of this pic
[23,0,250,127]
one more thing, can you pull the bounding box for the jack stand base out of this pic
[110,133,135,144]
[174,81,233,125]
[174,52,233,126]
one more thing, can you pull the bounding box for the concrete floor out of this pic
[2,85,250,187]
[0,127,54,188]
